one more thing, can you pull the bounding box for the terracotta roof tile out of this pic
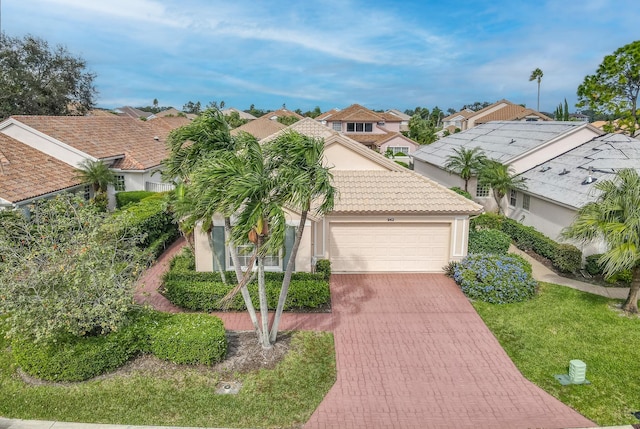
[261,117,338,142]
[331,170,482,214]
[0,134,83,204]
[475,105,551,123]
[10,115,189,171]
[231,117,286,139]
[327,104,400,123]
[259,109,304,120]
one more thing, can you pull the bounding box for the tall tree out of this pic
[0,34,97,118]
[562,168,640,313]
[444,147,487,192]
[478,160,527,214]
[408,115,437,145]
[577,40,640,137]
[182,100,202,114]
[529,68,544,112]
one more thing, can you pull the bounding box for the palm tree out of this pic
[529,68,544,112]
[562,168,640,313]
[478,160,526,214]
[266,131,335,343]
[74,159,115,194]
[444,147,487,192]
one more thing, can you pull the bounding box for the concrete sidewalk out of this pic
[509,246,630,300]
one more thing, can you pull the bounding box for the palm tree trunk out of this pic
[269,211,307,343]
[225,217,261,337]
[537,82,540,112]
[622,267,640,313]
[256,236,272,349]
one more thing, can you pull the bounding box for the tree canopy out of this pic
[444,147,487,192]
[478,160,527,214]
[0,34,97,118]
[577,40,640,136]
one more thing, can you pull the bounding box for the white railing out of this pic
[145,181,175,192]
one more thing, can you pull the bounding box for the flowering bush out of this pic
[453,253,537,304]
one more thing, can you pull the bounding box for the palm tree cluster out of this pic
[444,147,526,214]
[163,109,335,348]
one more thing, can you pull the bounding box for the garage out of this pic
[328,222,451,272]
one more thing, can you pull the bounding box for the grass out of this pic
[0,330,336,428]
[473,282,640,426]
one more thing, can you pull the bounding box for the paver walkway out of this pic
[304,274,595,429]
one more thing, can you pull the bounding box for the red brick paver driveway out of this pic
[304,274,594,429]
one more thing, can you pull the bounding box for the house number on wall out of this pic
[387,218,395,221]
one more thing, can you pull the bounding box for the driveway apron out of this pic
[305,273,594,429]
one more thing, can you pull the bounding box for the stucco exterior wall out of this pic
[413,160,465,189]
[379,136,419,155]
[324,144,388,170]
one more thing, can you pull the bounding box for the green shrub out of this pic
[468,229,511,255]
[470,213,504,230]
[553,243,582,273]
[605,270,633,285]
[453,253,537,304]
[12,328,139,382]
[150,313,227,365]
[585,254,604,276]
[115,191,157,208]
[315,259,331,280]
[450,187,473,200]
[107,197,177,250]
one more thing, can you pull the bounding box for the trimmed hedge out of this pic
[12,310,228,381]
[584,253,632,285]
[315,259,331,280]
[453,253,537,304]
[150,313,227,365]
[468,229,511,255]
[470,213,582,273]
[115,191,157,208]
[450,187,473,200]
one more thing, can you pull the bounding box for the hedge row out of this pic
[115,191,158,208]
[162,252,330,311]
[11,310,227,381]
[468,229,511,255]
[471,213,582,273]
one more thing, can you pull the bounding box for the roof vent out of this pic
[540,166,551,172]
[559,169,570,176]
[509,139,516,144]
[153,136,160,141]
[582,175,596,185]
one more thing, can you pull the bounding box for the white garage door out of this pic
[329,222,451,272]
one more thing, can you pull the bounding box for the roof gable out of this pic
[326,104,400,123]
[231,117,286,139]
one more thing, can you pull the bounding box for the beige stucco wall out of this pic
[324,143,388,170]
[413,160,465,189]
[378,136,419,155]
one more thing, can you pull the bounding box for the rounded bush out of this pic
[453,253,537,304]
[12,329,138,382]
[468,229,511,255]
[150,313,227,365]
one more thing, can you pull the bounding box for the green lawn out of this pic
[473,282,640,426]
[0,330,335,428]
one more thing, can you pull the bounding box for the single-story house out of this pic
[221,108,257,121]
[0,115,190,207]
[195,118,483,273]
[412,120,640,255]
[441,99,551,133]
[231,116,287,140]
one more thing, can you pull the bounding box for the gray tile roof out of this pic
[412,121,589,167]
[520,133,640,209]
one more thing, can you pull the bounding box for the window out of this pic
[476,183,490,197]
[229,244,280,269]
[509,189,517,207]
[114,175,125,191]
[83,185,91,200]
[332,122,342,132]
[389,146,410,156]
[522,194,531,211]
[346,122,373,132]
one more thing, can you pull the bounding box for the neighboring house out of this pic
[260,108,304,122]
[231,117,286,140]
[0,133,87,210]
[315,108,340,122]
[317,104,420,155]
[0,115,190,207]
[569,113,590,122]
[441,99,551,133]
[154,107,197,120]
[194,118,483,274]
[221,108,257,121]
[113,106,154,120]
[411,120,635,254]
[385,109,411,132]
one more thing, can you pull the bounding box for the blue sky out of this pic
[3,0,639,113]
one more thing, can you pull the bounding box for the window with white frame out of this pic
[346,122,373,132]
[229,244,280,269]
[509,189,517,207]
[332,122,342,132]
[476,183,490,197]
[522,194,531,211]
[114,175,125,191]
[389,146,410,156]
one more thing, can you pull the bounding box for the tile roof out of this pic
[261,117,339,142]
[221,108,257,120]
[331,170,483,214]
[0,133,83,204]
[325,104,400,123]
[9,115,190,170]
[412,121,592,167]
[442,109,476,121]
[474,105,551,123]
[231,117,286,139]
[114,106,154,119]
[260,109,304,120]
[520,133,640,209]
[385,109,412,121]
[316,108,340,121]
